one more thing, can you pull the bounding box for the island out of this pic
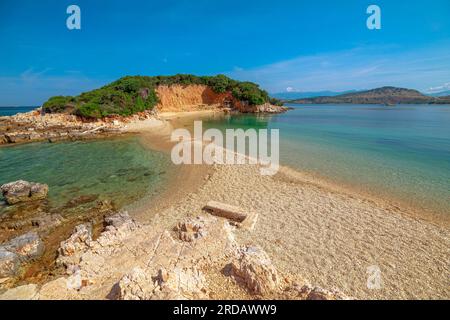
[289,86,450,105]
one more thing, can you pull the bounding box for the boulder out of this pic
[0,284,38,300]
[58,223,92,257]
[4,231,44,260]
[174,217,207,242]
[0,180,48,205]
[104,211,136,230]
[117,266,207,300]
[117,267,157,300]
[31,214,64,231]
[157,267,207,299]
[228,246,279,295]
[0,248,20,278]
[300,285,351,300]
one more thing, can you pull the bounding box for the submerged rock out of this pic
[31,214,64,231]
[3,231,45,260]
[0,180,48,205]
[0,248,20,278]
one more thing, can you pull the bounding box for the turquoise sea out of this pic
[0,104,449,217]
[0,106,36,116]
[0,137,171,214]
[201,104,450,215]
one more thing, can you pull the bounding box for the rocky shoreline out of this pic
[0,101,287,147]
[0,201,350,300]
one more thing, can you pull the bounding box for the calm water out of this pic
[0,106,36,116]
[202,104,450,215]
[0,137,171,212]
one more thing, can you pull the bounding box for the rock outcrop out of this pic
[57,223,92,271]
[0,232,44,278]
[0,284,39,300]
[174,217,207,242]
[1,180,48,205]
[227,246,280,295]
[3,232,45,260]
[0,248,20,278]
[0,211,350,300]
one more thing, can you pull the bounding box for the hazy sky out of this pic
[1,0,450,105]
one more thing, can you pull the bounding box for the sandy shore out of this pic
[124,112,449,300]
[2,111,446,300]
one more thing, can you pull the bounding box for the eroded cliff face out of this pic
[155,85,286,113]
[155,85,234,112]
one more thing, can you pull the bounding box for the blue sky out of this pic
[1,0,450,105]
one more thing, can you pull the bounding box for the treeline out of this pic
[43,74,282,118]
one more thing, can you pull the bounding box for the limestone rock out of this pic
[58,223,92,257]
[117,266,207,300]
[104,211,137,231]
[4,231,44,260]
[204,201,247,222]
[0,180,48,205]
[0,248,20,278]
[0,284,39,300]
[38,277,81,300]
[228,246,279,295]
[158,266,207,299]
[174,217,207,242]
[31,214,64,231]
[297,285,351,300]
[117,267,157,300]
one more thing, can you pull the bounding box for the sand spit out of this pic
[0,111,448,300]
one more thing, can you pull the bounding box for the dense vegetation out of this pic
[43,75,282,118]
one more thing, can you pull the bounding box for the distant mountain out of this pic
[290,86,450,105]
[427,90,450,97]
[270,90,358,100]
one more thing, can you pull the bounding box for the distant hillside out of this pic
[270,90,358,100]
[290,86,450,105]
[42,75,283,118]
[428,90,450,97]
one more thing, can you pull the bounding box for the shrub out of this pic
[42,75,282,119]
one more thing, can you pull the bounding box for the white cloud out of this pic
[226,44,450,93]
[425,82,450,93]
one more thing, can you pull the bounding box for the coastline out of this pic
[0,110,448,299]
[124,112,449,299]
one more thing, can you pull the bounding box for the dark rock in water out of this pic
[3,231,45,261]
[0,180,48,205]
[64,195,99,209]
[96,200,114,213]
[31,214,64,231]
[0,247,20,278]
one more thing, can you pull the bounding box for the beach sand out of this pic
[125,113,449,300]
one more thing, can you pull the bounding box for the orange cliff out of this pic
[155,84,287,113]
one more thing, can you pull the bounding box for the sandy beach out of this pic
[125,113,450,300]
[0,111,448,300]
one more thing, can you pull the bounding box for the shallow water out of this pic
[201,105,450,215]
[0,137,171,212]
